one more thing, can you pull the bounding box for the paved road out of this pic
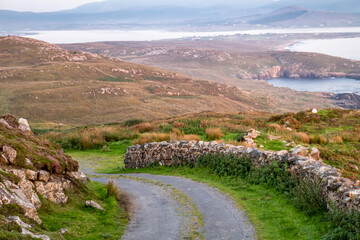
[92,174,256,240]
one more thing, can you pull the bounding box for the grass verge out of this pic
[0,181,128,240]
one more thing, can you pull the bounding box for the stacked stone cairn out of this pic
[125,129,360,212]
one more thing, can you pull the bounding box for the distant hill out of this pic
[246,5,360,27]
[0,36,285,125]
[1,1,360,31]
[2,36,356,125]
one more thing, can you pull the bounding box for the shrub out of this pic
[122,119,144,127]
[197,154,252,177]
[340,130,360,142]
[173,121,184,128]
[294,132,310,144]
[205,128,223,141]
[181,134,201,142]
[80,130,105,150]
[235,132,247,142]
[329,135,343,144]
[135,122,155,133]
[268,123,282,132]
[180,119,205,135]
[107,180,122,201]
[171,128,184,137]
[291,176,327,216]
[160,124,173,133]
[323,204,360,240]
[310,134,327,145]
[134,133,170,145]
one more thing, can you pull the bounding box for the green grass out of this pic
[255,133,292,151]
[67,140,132,173]
[36,181,128,240]
[107,166,329,240]
[0,181,128,240]
[222,132,239,141]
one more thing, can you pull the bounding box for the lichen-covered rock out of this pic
[25,169,38,181]
[35,178,71,204]
[18,118,31,134]
[38,170,50,182]
[7,216,50,240]
[85,200,104,210]
[0,154,8,164]
[2,145,17,164]
[25,158,33,167]
[0,181,42,224]
[310,147,321,160]
[290,145,309,157]
[18,179,42,209]
[67,171,87,185]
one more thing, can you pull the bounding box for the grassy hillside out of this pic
[35,108,360,239]
[37,108,359,179]
[0,36,347,126]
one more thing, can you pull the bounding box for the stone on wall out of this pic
[124,135,360,212]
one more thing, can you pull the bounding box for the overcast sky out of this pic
[0,0,105,12]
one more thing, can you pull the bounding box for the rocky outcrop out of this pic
[6,216,50,240]
[124,138,360,212]
[328,93,360,110]
[240,65,360,81]
[0,115,87,224]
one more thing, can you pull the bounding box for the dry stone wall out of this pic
[124,139,360,212]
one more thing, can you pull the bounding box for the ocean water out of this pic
[12,27,360,44]
[267,78,360,95]
[286,37,360,61]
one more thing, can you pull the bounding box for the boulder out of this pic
[18,118,31,134]
[310,147,321,160]
[38,170,50,182]
[0,154,8,164]
[25,169,38,181]
[7,216,50,240]
[18,179,42,209]
[0,118,12,129]
[0,182,42,224]
[7,169,26,180]
[2,145,17,164]
[67,171,87,185]
[85,200,104,210]
[25,158,33,167]
[35,178,71,204]
[290,145,308,157]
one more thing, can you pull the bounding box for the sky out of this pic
[0,0,105,12]
[0,0,283,12]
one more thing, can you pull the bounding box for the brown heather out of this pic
[294,132,310,144]
[135,122,155,133]
[205,128,223,141]
[329,135,344,144]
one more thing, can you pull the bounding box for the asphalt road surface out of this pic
[92,174,255,240]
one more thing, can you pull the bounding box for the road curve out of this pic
[92,174,256,240]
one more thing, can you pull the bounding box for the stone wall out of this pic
[124,140,360,212]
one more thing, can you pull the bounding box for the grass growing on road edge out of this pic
[108,166,329,240]
[67,140,131,172]
[36,181,128,240]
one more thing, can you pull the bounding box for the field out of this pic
[37,108,360,179]
[2,36,360,127]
